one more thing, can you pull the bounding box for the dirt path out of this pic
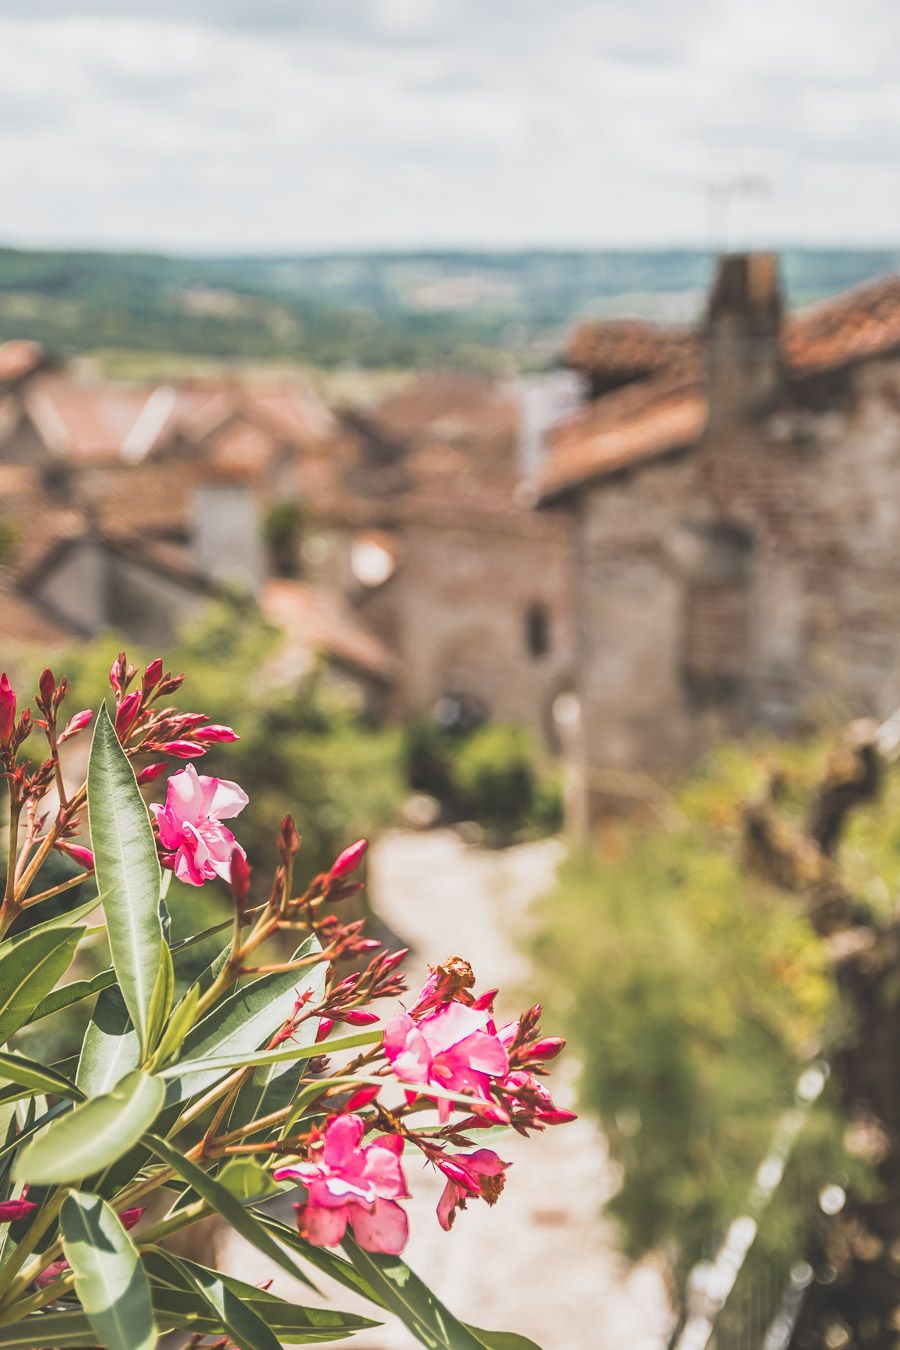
[221,828,672,1348]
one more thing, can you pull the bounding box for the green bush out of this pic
[532,739,871,1295]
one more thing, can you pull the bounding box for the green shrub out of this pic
[532,739,870,1295]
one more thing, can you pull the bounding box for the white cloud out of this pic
[0,0,896,251]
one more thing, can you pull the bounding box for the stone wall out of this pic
[573,352,900,809]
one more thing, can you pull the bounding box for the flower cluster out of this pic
[0,651,573,1276]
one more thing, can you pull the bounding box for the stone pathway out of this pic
[220,828,672,1349]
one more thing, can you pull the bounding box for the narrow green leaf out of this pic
[161,1027,382,1085]
[144,1134,317,1290]
[30,967,117,1023]
[151,982,200,1067]
[465,1330,544,1350]
[145,1249,377,1342]
[0,893,100,954]
[155,1250,281,1350]
[87,703,163,1054]
[0,1051,82,1101]
[146,941,174,1054]
[0,1100,69,1166]
[228,936,327,1134]
[76,986,139,1097]
[342,1237,488,1350]
[60,1191,156,1350]
[13,1070,164,1184]
[0,925,81,1046]
[165,940,328,1104]
[0,1311,99,1347]
[257,1216,380,1304]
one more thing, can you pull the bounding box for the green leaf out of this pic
[151,982,200,1067]
[161,1027,382,1087]
[342,1238,489,1350]
[0,893,100,954]
[0,925,81,1046]
[60,1191,156,1350]
[144,1134,317,1290]
[0,1100,69,1166]
[76,986,139,1097]
[145,1249,377,1342]
[257,1217,381,1304]
[228,935,327,1135]
[87,703,163,1055]
[0,1311,100,1347]
[216,1156,280,1203]
[13,1070,164,1184]
[146,942,174,1055]
[30,967,117,1023]
[0,1051,82,1101]
[465,1331,544,1350]
[153,1250,281,1350]
[164,941,329,1104]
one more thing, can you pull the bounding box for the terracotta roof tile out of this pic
[0,584,74,646]
[784,275,900,375]
[260,579,396,683]
[564,320,699,382]
[536,373,707,503]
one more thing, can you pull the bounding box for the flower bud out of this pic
[193,724,240,744]
[0,674,16,746]
[55,841,95,873]
[59,709,92,742]
[230,847,251,909]
[39,667,55,706]
[528,1037,566,1061]
[114,691,141,738]
[345,1084,381,1111]
[315,1017,335,1043]
[538,1107,578,1125]
[278,815,300,864]
[109,655,125,694]
[159,740,205,758]
[142,658,164,693]
[329,838,367,879]
[0,1198,38,1222]
[136,760,168,785]
[118,1207,146,1230]
[338,1010,379,1026]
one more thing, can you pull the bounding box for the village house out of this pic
[0,354,575,741]
[537,252,900,828]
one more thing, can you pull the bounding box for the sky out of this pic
[0,0,898,254]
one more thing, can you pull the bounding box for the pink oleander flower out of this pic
[151,764,248,887]
[383,1002,509,1123]
[0,1197,37,1223]
[0,674,15,746]
[504,1069,577,1126]
[435,1149,509,1231]
[274,1114,410,1254]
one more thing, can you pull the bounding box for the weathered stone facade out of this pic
[539,254,900,824]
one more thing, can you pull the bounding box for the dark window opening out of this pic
[525,602,551,660]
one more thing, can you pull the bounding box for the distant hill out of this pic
[0,246,897,372]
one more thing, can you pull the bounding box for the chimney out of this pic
[704,252,783,427]
[193,475,264,595]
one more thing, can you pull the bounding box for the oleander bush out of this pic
[0,653,572,1349]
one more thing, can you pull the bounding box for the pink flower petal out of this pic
[347,1198,409,1254]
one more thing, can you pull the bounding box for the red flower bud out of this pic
[136,761,168,785]
[59,709,92,743]
[278,815,300,862]
[55,841,95,873]
[142,658,164,693]
[315,1017,335,1043]
[114,691,141,738]
[159,740,205,758]
[329,838,368,880]
[528,1037,566,1062]
[338,1010,379,1026]
[0,674,16,746]
[345,1084,381,1111]
[117,1206,145,1231]
[39,667,55,706]
[537,1108,578,1125]
[230,847,251,908]
[0,1198,38,1223]
[193,724,240,744]
[109,656,124,694]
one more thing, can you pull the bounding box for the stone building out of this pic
[537,252,900,826]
